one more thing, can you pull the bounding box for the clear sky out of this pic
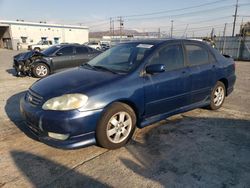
[0,0,249,37]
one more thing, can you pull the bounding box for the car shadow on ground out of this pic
[5,91,38,141]
[6,68,17,76]
[123,116,250,187]
[11,150,108,187]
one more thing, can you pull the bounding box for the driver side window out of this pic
[149,44,184,71]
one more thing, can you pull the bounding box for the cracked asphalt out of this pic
[0,49,249,188]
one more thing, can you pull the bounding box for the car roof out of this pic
[53,44,89,48]
[119,39,206,46]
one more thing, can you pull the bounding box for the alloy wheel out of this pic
[36,65,48,77]
[106,111,132,144]
[213,86,225,107]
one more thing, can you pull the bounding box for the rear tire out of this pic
[32,63,49,78]
[209,81,226,110]
[96,102,136,149]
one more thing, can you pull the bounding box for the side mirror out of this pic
[56,52,63,56]
[145,64,166,74]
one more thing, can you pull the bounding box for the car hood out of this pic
[14,51,45,61]
[30,67,120,98]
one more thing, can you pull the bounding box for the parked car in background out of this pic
[20,39,236,149]
[28,40,54,51]
[14,44,101,78]
[85,42,101,50]
[100,43,110,51]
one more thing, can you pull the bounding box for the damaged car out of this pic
[13,44,101,78]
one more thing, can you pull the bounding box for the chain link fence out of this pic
[215,36,250,60]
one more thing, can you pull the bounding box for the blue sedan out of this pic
[20,39,236,149]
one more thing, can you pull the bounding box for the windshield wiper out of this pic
[92,65,117,74]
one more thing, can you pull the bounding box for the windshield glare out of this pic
[87,43,152,73]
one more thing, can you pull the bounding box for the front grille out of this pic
[26,90,43,106]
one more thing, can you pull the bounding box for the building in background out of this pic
[0,20,89,50]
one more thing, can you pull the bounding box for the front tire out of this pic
[96,102,136,149]
[32,63,49,78]
[209,81,226,110]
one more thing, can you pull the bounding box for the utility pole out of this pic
[110,17,113,38]
[222,23,227,54]
[112,19,115,37]
[158,28,161,38]
[232,0,239,36]
[182,24,189,38]
[118,16,124,41]
[170,20,174,38]
[211,28,215,39]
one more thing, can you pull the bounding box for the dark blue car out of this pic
[20,39,236,149]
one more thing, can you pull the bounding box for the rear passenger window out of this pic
[149,44,184,71]
[186,44,209,66]
[76,47,88,54]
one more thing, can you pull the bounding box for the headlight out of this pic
[42,94,88,111]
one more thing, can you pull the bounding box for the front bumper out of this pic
[20,97,103,149]
[13,61,30,76]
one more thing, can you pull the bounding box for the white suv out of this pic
[28,40,53,51]
[85,42,101,50]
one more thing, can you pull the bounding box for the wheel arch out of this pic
[218,78,228,95]
[32,60,51,72]
[106,99,141,128]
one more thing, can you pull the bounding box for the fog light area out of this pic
[48,132,69,140]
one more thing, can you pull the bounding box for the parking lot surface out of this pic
[0,49,249,187]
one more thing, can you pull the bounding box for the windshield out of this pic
[87,43,153,73]
[42,45,61,56]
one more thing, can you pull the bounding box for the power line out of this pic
[174,16,232,26]
[122,0,231,18]
[173,23,233,33]
[129,15,232,30]
[88,21,110,28]
[125,4,237,21]
[83,0,239,25]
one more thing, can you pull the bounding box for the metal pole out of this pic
[110,17,112,38]
[158,28,161,38]
[118,16,124,42]
[232,0,238,36]
[170,20,173,38]
[222,23,227,54]
[237,36,242,60]
[112,20,115,37]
